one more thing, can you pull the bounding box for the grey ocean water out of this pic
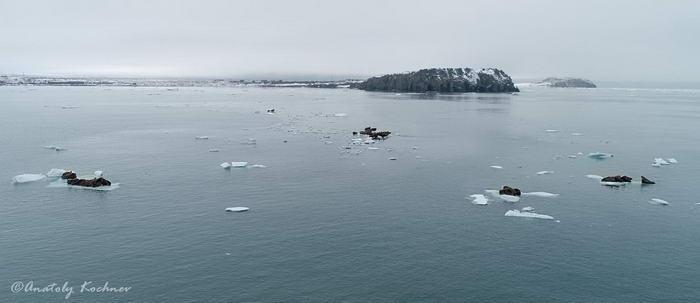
[2,85,700,302]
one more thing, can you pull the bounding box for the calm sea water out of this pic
[2,85,700,302]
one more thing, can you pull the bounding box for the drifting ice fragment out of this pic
[388,157,397,161]
[249,164,267,168]
[649,198,669,206]
[46,168,66,178]
[195,136,209,140]
[44,145,66,151]
[522,192,559,198]
[209,149,220,152]
[667,158,678,164]
[469,194,488,205]
[652,158,670,167]
[586,175,604,180]
[536,171,554,175]
[505,210,554,220]
[333,113,348,117]
[220,162,232,169]
[368,147,380,150]
[231,162,248,168]
[490,166,504,169]
[94,171,103,178]
[588,152,613,159]
[225,207,250,212]
[571,133,583,136]
[545,129,559,133]
[12,174,46,183]
[522,206,535,212]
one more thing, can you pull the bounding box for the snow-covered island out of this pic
[352,68,519,93]
[537,77,596,88]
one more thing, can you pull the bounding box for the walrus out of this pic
[67,177,112,187]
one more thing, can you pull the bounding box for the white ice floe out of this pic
[586,175,604,180]
[522,206,535,212]
[601,181,627,187]
[504,210,554,220]
[231,162,248,168]
[536,171,554,175]
[649,198,669,206]
[220,162,232,169]
[571,133,583,136]
[333,113,348,117]
[209,149,220,152]
[652,158,670,167]
[46,168,66,178]
[195,136,209,140]
[667,158,678,164]
[485,190,521,202]
[44,145,66,151]
[225,207,250,212]
[368,147,380,150]
[469,194,488,205]
[490,165,504,169]
[568,155,578,159]
[363,139,375,144]
[47,179,120,191]
[94,171,103,178]
[249,164,267,168]
[12,174,46,184]
[545,129,560,133]
[522,192,559,198]
[588,152,613,159]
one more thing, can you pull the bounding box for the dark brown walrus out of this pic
[67,177,112,187]
[499,186,521,196]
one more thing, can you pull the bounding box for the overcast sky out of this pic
[1,0,698,81]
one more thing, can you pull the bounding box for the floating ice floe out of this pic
[209,149,220,152]
[545,129,560,133]
[46,168,66,178]
[649,198,669,206]
[504,210,554,220]
[249,164,267,168]
[12,174,46,184]
[61,106,79,109]
[47,179,120,191]
[388,157,397,161]
[240,138,257,145]
[195,136,209,140]
[536,171,554,175]
[652,158,670,167]
[333,113,348,117]
[363,139,375,144]
[568,155,578,159]
[522,206,535,212]
[522,192,559,198]
[586,175,604,180]
[225,207,250,212]
[368,147,380,150]
[220,162,232,169]
[667,158,678,164]
[44,145,66,151]
[588,152,613,159]
[469,194,488,205]
[94,171,103,178]
[231,162,248,168]
[485,190,520,202]
[490,165,504,169]
[601,181,627,186]
[571,133,583,136]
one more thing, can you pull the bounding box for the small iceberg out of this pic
[667,158,678,164]
[44,145,66,151]
[220,162,232,169]
[368,147,380,150]
[225,207,250,212]
[195,136,209,140]
[652,158,670,167]
[231,162,248,168]
[468,194,488,206]
[586,175,603,180]
[46,168,66,178]
[545,129,559,133]
[490,165,504,169]
[649,198,669,206]
[522,206,535,212]
[249,164,267,168]
[333,113,348,117]
[522,192,559,198]
[12,174,46,184]
[536,171,553,175]
[505,210,554,220]
[588,152,613,159]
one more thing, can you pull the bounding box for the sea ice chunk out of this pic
[536,171,554,175]
[12,174,46,183]
[469,194,488,205]
[649,198,669,206]
[368,147,380,150]
[46,168,66,178]
[545,129,559,133]
[522,206,535,212]
[249,164,267,168]
[490,165,504,169]
[652,158,670,166]
[667,158,678,164]
[333,113,348,117]
[231,162,248,168]
[220,162,232,169]
[586,175,603,180]
[94,171,103,178]
[522,192,559,198]
[601,181,627,187]
[505,210,554,220]
[195,136,209,140]
[225,207,250,212]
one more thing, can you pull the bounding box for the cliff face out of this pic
[539,77,596,88]
[353,68,519,93]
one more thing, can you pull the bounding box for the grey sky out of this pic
[1,0,698,81]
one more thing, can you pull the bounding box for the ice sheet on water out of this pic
[522,206,535,212]
[231,162,248,168]
[195,136,209,140]
[46,168,66,178]
[505,210,554,220]
[12,174,46,183]
[47,179,120,191]
[652,158,670,167]
[649,198,669,206]
[469,194,488,205]
[667,158,678,164]
[225,207,249,212]
[249,164,267,168]
[586,175,603,180]
[522,192,559,198]
[220,162,232,169]
[490,165,503,169]
[368,147,380,150]
[536,171,553,175]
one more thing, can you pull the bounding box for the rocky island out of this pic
[352,68,519,93]
[537,77,596,88]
